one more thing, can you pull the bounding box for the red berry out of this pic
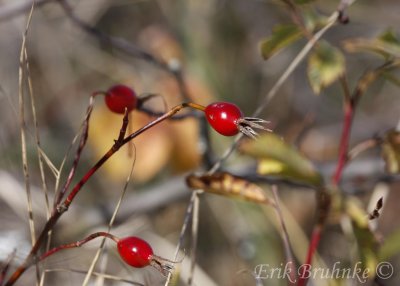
[205,102,243,136]
[117,236,153,268]
[104,85,137,114]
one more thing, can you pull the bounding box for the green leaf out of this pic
[343,28,400,59]
[381,129,400,174]
[239,133,322,186]
[308,41,345,94]
[302,8,328,32]
[260,24,303,60]
[379,29,400,46]
[382,72,400,87]
[379,230,400,261]
[346,198,378,277]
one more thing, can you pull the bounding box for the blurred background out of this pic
[0,0,400,285]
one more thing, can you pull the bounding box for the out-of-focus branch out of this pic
[0,0,52,22]
[57,0,191,102]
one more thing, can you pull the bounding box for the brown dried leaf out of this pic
[186,172,271,205]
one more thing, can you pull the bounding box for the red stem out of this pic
[332,101,353,185]
[297,226,322,286]
[298,100,354,286]
[39,232,119,262]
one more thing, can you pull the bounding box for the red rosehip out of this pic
[117,236,153,268]
[205,102,243,136]
[104,85,137,114]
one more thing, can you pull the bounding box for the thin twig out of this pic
[45,268,144,286]
[187,193,200,286]
[82,133,136,286]
[39,232,119,262]
[347,137,381,161]
[271,185,296,285]
[164,191,199,285]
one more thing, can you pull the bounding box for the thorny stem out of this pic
[5,103,198,286]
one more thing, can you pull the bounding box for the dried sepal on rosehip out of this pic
[237,117,271,138]
[204,102,271,138]
[117,236,175,276]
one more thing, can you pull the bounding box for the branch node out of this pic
[56,203,69,214]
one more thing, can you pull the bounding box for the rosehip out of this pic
[117,236,175,276]
[104,85,137,114]
[203,101,271,138]
[117,236,153,268]
[205,102,243,136]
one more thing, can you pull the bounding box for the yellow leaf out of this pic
[308,41,345,94]
[239,133,322,186]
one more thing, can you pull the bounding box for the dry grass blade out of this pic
[55,95,96,206]
[45,268,145,286]
[18,2,40,285]
[271,185,296,285]
[19,0,35,246]
[82,144,137,286]
[25,47,50,218]
[164,191,199,286]
[24,42,52,286]
[187,193,200,286]
[36,146,59,178]
[54,126,84,196]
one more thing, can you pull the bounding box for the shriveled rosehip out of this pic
[117,236,153,268]
[205,102,243,136]
[104,85,137,114]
